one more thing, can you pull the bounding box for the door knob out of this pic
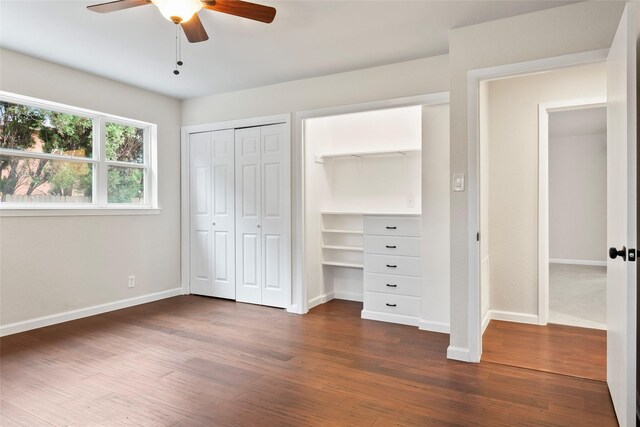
[257,224,261,228]
[609,246,626,261]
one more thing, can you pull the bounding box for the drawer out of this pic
[364,235,421,256]
[364,215,421,237]
[364,273,421,297]
[365,254,421,277]
[364,292,420,317]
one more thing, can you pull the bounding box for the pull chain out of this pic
[173,25,184,75]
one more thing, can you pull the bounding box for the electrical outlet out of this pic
[128,275,136,288]
[407,197,416,208]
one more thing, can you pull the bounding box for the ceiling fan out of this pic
[87,0,277,43]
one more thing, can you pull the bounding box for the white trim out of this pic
[0,207,161,217]
[180,114,292,298]
[294,92,450,316]
[538,97,606,326]
[481,309,492,335]
[307,291,334,310]
[333,290,363,302]
[0,287,182,337]
[466,49,609,363]
[490,310,540,325]
[418,319,450,334]
[549,258,607,267]
[361,310,419,327]
[447,345,471,362]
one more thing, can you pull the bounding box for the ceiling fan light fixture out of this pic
[151,0,202,23]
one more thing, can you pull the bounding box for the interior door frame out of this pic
[292,93,450,315]
[537,97,607,326]
[180,114,291,297]
[465,48,609,363]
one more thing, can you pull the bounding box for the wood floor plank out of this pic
[0,297,616,426]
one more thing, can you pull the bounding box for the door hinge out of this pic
[629,248,636,262]
[476,232,480,242]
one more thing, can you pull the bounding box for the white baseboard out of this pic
[0,287,182,337]
[333,290,363,302]
[286,304,305,315]
[307,292,334,310]
[481,309,492,335]
[490,309,539,325]
[447,345,472,362]
[361,310,418,327]
[418,319,450,334]
[549,258,607,267]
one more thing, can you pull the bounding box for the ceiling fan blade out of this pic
[87,0,150,13]
[203,0,276,24]
[181,14,209,43]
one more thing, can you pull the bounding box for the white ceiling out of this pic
[549,107,607,138]
[1,0,573,99]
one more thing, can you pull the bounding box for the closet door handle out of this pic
[386,264,397,268]
[386,226,397,230]
[385,245,396,249]
[386,303,397,307]
[386,284,397,288]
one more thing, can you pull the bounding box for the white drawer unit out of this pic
[364,235,421,257]
[364,215,421,237]
[362,214,422,327]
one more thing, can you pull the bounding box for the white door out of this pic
[235,127,262,304]
[606,4,637,427]
[260,123,291,308]
[211,129,236,299]
[189,132,213,296]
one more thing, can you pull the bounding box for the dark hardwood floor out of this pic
[482,320,607,382]
[0,297,616,426]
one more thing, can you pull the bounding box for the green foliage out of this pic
[39,113,93,157]
[107,167,143,203]
[105,122,143,163]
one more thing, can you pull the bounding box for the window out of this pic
[0,92,157,210]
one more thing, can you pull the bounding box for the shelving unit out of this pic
[315,147,420,163]
[321,213,364,268]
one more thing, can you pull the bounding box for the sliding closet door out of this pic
[211,129,236,299]
[189,132,213,296]
[235,127,262,304]
[260,123,291,308]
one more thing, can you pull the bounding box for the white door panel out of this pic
[606,4,637,427]
[260,124,291,308]
[211,129,236,299]
[235,127,262,304]
[189,132,213,296]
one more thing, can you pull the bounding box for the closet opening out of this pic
[299,97,451,331]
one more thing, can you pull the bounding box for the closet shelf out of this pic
[322,261,364,269]
[322,245,364,252]
[315,147,420,163]
[321,228,363,235]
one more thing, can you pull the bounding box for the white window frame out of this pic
[0,91,159,216]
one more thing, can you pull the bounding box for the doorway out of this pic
[477,62,609,381]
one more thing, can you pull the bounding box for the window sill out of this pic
[0,207,162,217]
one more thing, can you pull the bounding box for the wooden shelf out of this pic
[315,148,420,163]
[321,228,363,235]
[321,261,364,269]
[322,245,364,252]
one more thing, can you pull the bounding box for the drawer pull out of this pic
[385,245,397,249]
[386,226,397,230]
[386,284,397,288]
[386,303,397,307]
[386,264,397,268]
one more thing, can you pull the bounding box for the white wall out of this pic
[421,103,450,332]
[448,1,624,359]
[549,132,607,263]
[0,49,182,329]
[486,62,606,316]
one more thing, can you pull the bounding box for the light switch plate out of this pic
[453,173,465,192]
